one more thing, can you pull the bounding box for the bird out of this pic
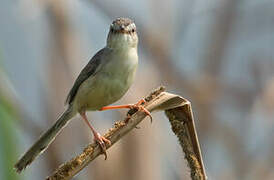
[14,17,152,173]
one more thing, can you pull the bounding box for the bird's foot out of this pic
[100,99,152,123]
[80,111,111,159]
[94,132,111,160]
[127,99,152,123]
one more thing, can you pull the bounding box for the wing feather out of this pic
[65,48,108,104]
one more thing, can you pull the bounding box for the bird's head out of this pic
[107,17,138,49]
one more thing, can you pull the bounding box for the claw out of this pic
[94,133,111,160]
[136,105,152,123]
[130,99,153,123]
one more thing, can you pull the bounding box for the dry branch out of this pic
[46,87,206,180]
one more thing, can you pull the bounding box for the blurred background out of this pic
[0,0,274,179]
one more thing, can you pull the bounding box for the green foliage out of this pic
[0,95,20,180]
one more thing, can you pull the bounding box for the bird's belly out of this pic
[74,68,136,111]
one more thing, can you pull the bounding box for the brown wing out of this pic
[65,48,106,105]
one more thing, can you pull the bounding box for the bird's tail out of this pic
[14,105,76,173]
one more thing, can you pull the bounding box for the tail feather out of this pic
[14,105,76,173]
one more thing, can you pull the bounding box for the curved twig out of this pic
[46,87,206,180]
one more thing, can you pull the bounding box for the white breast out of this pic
[74,47,138,112]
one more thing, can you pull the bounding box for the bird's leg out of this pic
[100,99,152,123]
[80,112,111,160]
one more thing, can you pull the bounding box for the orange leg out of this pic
[80,111,111,160]
[100,99,152,123]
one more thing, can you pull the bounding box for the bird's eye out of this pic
[110,28,114,33]
[131,29,135,33]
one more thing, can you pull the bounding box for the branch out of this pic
[166,106,206,180]
[46,87,206,180]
